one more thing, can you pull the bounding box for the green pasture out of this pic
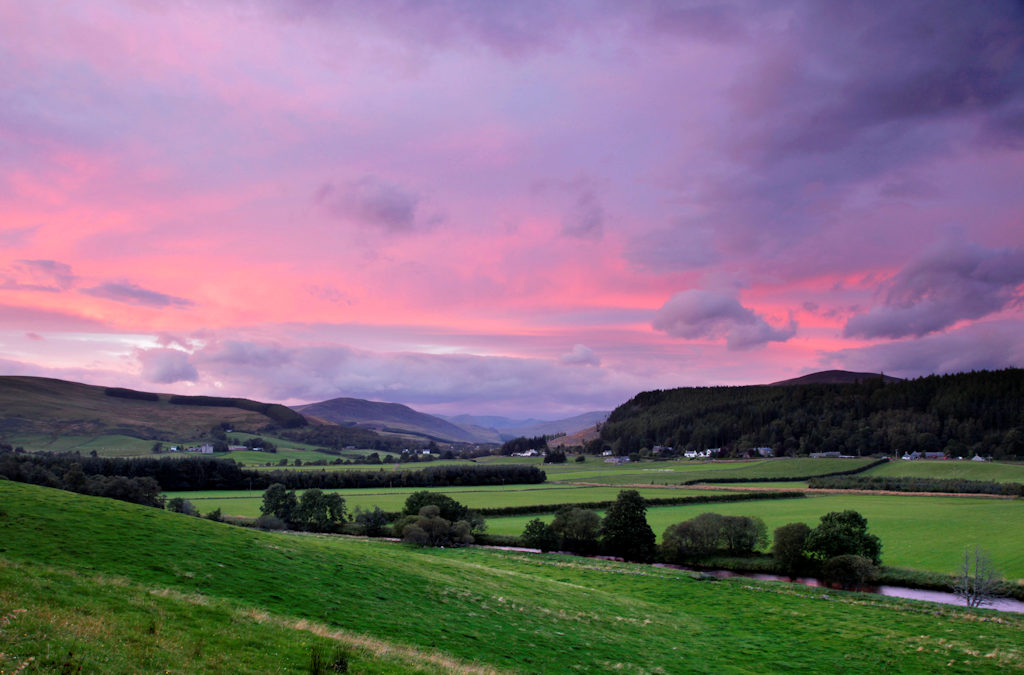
[487,493,1024,579]
[246,458,479,472]
[539,457,877,484]
[2,433,158,456]
[4,480,1024,673]
[165,484,719,518]
[863,459,1024,483]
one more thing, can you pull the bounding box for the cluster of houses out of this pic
[167,444,214,454]
[900,451,988,462]
[510,448,542,457]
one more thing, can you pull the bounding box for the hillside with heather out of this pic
[0,376,306,443]
[598,369,1024,458]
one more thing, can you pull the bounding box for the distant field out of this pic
[3,433,159,456]
[165,484,719,518]
[539,457,878,484]
[487,493,1024,579]
[863,460,1024,483]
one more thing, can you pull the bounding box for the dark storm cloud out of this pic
[844,243,1024,339]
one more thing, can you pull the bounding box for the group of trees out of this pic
[660,514,767,562]
[393,491,483,547]
[259,483,348,532]
[598,369,1024,458]
[521,501,893,591]
[770,511,883,588]
[521,490,657,562]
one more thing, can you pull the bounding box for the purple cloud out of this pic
[560,344,600,367]
[0,259,76,292]
[844,243,1024,339]
[827,319,1024,377]
[137,348,198,384]
[653,289,797,350]
[561,186,604,240]
[317,176,427,233]
[0,304,107,331]
[0,226,39,248]
[81,282,194,308]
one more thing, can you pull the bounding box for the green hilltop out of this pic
[3,480,1023,673]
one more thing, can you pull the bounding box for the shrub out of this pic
[255,515,286,530]
[521,518,560,552]
[773,522,812,576]
[167,498,199,516]
[600,490,656,563]
[805,510,882,565]
[551,507,601,555]
[822,554,876,590]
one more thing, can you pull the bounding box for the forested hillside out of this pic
[599,369,1024,458]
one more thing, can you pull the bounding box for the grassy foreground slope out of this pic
[3,482,1024,673]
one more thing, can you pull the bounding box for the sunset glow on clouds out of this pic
[2,1,1022,417]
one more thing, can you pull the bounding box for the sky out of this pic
[1,1,1023,419]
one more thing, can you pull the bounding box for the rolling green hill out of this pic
[0,376,307,450]
[3,481,1024,673]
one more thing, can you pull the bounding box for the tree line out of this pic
[0,448,545,495]
[596,369,1024,459]
[807,474,1024,496]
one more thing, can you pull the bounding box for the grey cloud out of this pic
[826,319,1024,377]
[652,289,797,350]
[626,226,718,273]
[194,340,293,368]
[561,188,604,240]
[560,344,600,367]
[0,226,39,248]
[317,176,424,233]
[137,348,198,384]
[844,243,1024,339]
[81,282,194,308]
[751,2,1024,163]
[0,259,76,292]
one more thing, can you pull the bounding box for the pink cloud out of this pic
[0,1,1021,416]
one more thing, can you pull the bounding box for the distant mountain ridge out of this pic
[440,410,611,441]
[294,397,500,443]
[769,370,903,386]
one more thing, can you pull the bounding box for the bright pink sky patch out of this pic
[1,2,1022,417]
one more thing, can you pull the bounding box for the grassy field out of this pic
[863,459,1024,483]
[536,457,878,484]
[3,480,1024,673]
[1,433,160,456]
[165,484,723,518]
[486,493,1024,579]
